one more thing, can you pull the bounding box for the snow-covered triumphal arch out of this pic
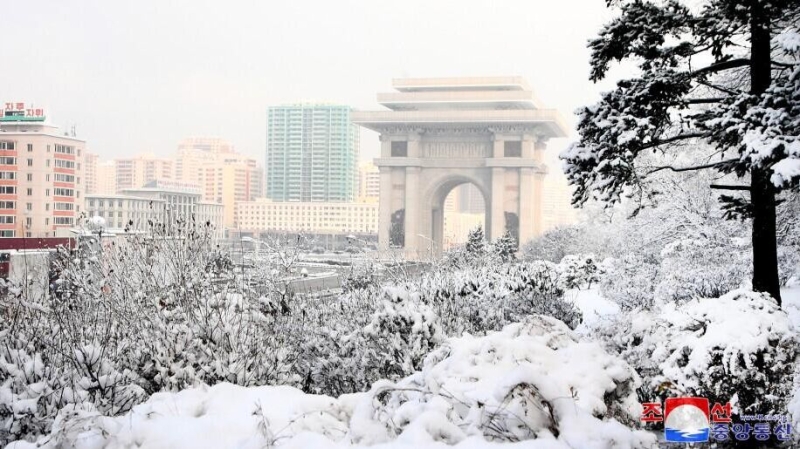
[352,77,567,257]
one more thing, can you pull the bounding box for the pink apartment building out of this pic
[0,103,84,237]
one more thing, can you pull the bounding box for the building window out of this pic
[45,203,49,211]
[0,230,15,237]
[0,157,16,165]
[26,188,32,196]
[0,186,14,194]
[25,217,32,227]
[504,141,522,157]
[26,173,32,181]
[27,159,33,166]
[0,142,14,150]
[26,203,32,211]
[45,189,50,197]
[391,141,408,157]
[0,216,14,224]
[27,144,32,152]
[0,201,14,209]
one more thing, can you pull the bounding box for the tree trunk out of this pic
[749,1,782,305]
[751,167,781,305]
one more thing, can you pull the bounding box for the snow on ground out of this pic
[6,316,656,449]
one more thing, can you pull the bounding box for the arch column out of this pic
[378,165,393,251]
[489,167,505,241]
[403,166,421,257]
[518,167,534,245]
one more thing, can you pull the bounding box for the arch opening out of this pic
[423,177,488,255]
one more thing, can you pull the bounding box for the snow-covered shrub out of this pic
[594,289,798,444]
[349,315,655,448]
[654,235,751,302]
[557,254,600,290]
[599,254,660,310]
[359,287,444,382]
[295,287,444,397]
[341,262,380,293]
[417,261,582,335]
[13,317,657,449]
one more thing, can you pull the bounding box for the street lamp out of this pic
[417,234,436,260]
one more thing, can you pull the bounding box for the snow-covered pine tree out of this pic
[492,230,518,263]
[465,225,487,259]
[562,0,800,305]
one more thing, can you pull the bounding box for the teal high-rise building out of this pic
[266,104,359,202]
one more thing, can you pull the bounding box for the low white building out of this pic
[86,184,225,239]
[235,199,378,235]
[85,194,165,232]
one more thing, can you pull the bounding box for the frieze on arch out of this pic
[422,141,491,158]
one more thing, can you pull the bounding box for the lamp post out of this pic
[417,234,435,261]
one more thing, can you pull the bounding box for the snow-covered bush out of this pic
[359,287,444,382]
[594,289,798,445]
[349,315,655,448]
[416,261,582,335]
[341,261,380,293]
[294,287,443,397]
[599,254,660,310]
[557,254,600,290]
[654,235,751,302]
[10,316,657,449]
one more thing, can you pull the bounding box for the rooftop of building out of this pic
[353,76,568,137]
[85,193,167,202]
[392,76,531,92]
[0,122,86,142]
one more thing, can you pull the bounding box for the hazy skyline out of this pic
[3,0,625,164]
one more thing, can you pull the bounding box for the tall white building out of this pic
[266,104,359,202]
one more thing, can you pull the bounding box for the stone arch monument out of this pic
[352,77,567,258]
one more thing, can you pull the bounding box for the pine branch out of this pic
[685,98,725,104]
[710,184,751,191]
[645,158,738,175]
[696,80,740,96]
[640,132,707,151]
[690,58,750,77]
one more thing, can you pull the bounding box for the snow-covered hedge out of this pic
[594,289,798,444]
[6,316,656,449]
[0,226,583,446]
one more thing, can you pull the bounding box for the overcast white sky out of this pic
[2,0,623,163]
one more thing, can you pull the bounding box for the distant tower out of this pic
[266,104,359,202]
